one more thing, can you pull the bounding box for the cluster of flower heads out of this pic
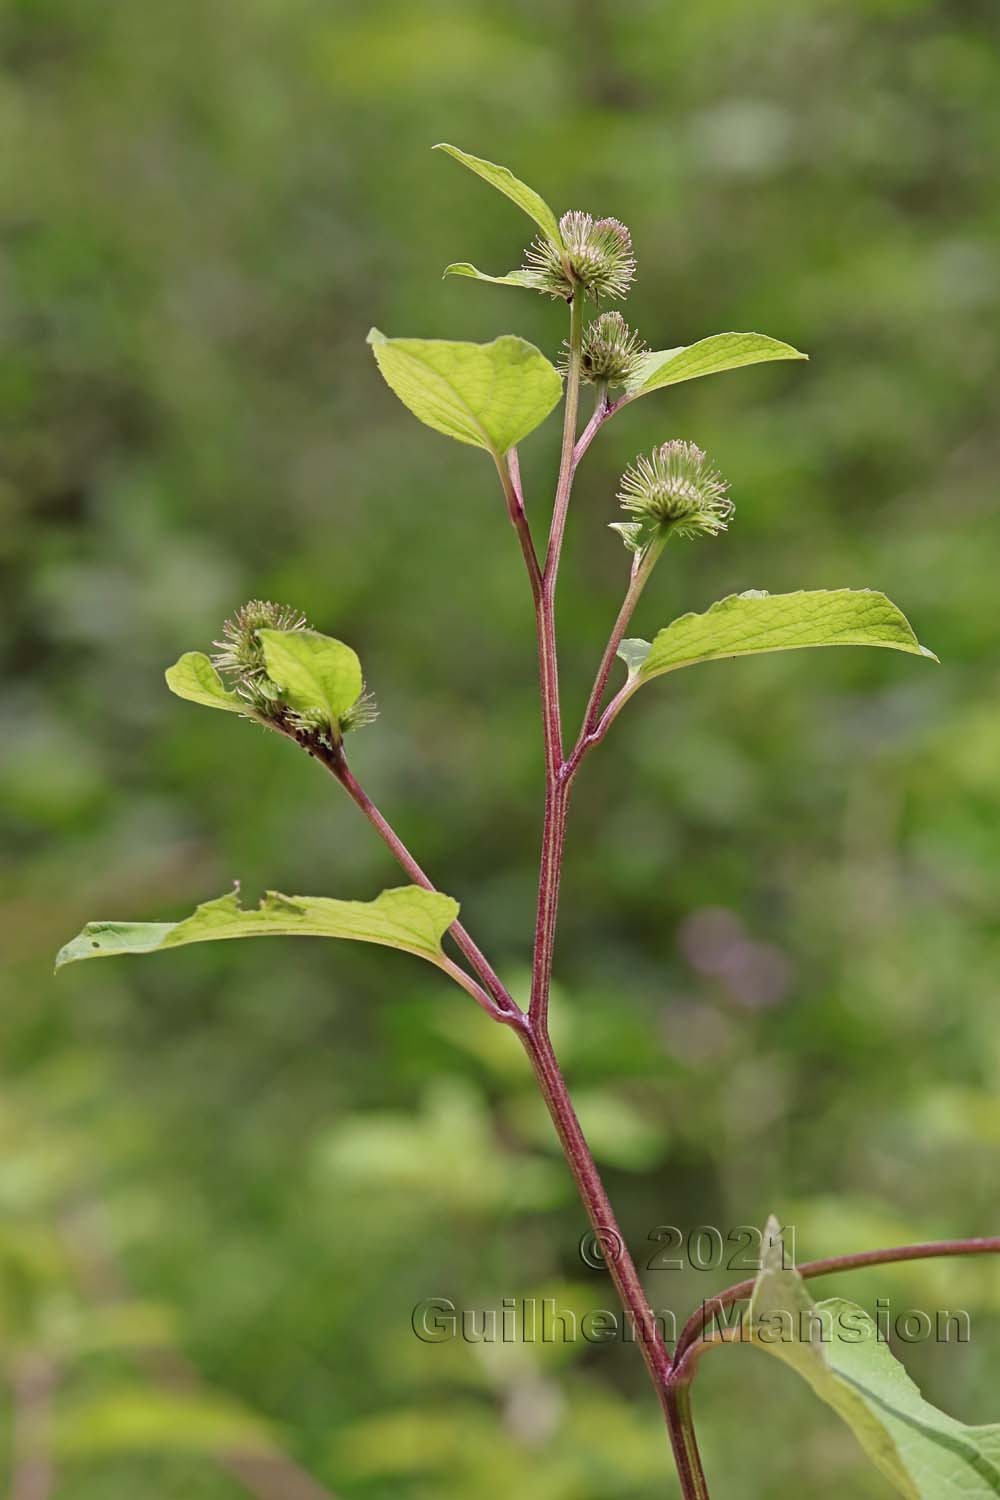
[515,210,729,552]
[212,600,376,736]
[523,211,636,303]
[612,441,733,554]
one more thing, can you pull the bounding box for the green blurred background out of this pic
[3,0,999,1494]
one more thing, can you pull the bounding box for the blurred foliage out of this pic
[2,0,999,1494]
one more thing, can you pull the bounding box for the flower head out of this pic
[574,311,647,388]
[524,212,636,302]
[212,601,377,740]
[212,600,309,716]
[613,441,733,552]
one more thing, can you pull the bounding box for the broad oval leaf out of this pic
[748,1222,1000,1498]
[443,262,538,289]
[625,590,936,685]
[56,885,460,972]
[258,628,362,729]
[623,332,807,399]
[368,329,562,456]
[433,143,562,247]
[165,652,246,714]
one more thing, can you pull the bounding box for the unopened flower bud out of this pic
[575,311,647,387]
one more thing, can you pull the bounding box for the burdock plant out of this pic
[59,146,1000,1498]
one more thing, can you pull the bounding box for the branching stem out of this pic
[309,737,522,1025]
[672,1234,1000,1377]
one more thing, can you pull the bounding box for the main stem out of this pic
[519,1024,674,1406]
[529,292,583,1030]
[520,296,715,1496]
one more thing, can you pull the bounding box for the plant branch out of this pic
[527,780,570,1030]
[672,1235,1000,1377]
[292,733,522,1024]
[572,387,624,469]
[528,295,585,1031]
[566,536,664,784]
[494,450,542,601]
[564,680,637,778]
[664,1383,711,1500]
[543,291,585,590]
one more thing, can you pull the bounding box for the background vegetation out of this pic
[3,0,999,1494]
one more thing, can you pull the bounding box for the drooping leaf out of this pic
[367,329,561,456]
[165,652,246,714]
[54,1389,276,1458]
[443,262,538,289]
[748,1221,1000,1497]
[623,332,807,399]
[258,628,362,729]
[627,590,936,687]
[432,143,562,247]
[56,885,460,972]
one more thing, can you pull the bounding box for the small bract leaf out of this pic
[367,330,562,456]
[165,653,246,714]
[624,332,807,399]
[433,143,563,247]
[258,628,362,730]
[616,638,652,683]
[56,885,460,972]
[634,590,936,682]
[748,1221,1000,1498]
[443,262,539,289]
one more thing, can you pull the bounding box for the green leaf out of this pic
[367,329,561,456]
[54,1389,276,1458]
[632,590,936,685]
[164,652,246,714]
[433,143,562,247]
[623,332,807,399]
[748,1221,1000,1497]
[258,627,362,729]
[56,885,460,972]
[443,262,538,289]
